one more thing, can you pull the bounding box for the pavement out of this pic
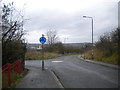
[16,65,63,88]
[16,55,119,88]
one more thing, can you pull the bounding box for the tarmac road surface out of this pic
[16,55,118,88]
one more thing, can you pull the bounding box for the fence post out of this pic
[2,60,23,88]
[7,64,11,86]
[17,60,22,74]
[20,60,22,73]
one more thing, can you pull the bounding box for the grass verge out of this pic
[25,51,62,60]
[25,51,80,60]
[81,50,118,65]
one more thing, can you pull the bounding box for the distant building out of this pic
[27,43,41,50]
[37,45,42,50]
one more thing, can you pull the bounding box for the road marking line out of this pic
[52,61,63,63]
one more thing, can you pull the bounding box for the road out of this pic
[25,55,118,88]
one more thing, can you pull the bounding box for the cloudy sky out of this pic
[2,0,119,43]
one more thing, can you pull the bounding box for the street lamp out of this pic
[83,15,94,59]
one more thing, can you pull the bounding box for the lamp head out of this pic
[83,16,87,18]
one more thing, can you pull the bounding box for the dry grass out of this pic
[81,49,118,64]
[25,51,62,60]
[81,50,93,59]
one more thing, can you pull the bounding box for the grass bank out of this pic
[25,51,80,60]
[81,50,118,65]
[25,51,62,60]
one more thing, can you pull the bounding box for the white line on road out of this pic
[52,61,63,63]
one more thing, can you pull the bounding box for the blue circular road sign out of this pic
[39,37,46,44]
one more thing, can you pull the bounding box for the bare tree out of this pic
[46,29,59,45]
[2,2,27,66]
[2,2,26,42]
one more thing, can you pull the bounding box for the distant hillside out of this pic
[63,43,91,47]
[27,42,91,49]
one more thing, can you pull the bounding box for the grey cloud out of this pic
[24,1,118,43]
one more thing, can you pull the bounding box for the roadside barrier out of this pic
[2,60,23,88]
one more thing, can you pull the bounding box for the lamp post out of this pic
[83,16,94,59]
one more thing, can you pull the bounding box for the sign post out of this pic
[39,34,46,71]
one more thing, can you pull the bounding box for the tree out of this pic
[46,29,59,45]
[95,32,113,56]
[2,2,26,66]
[2,2,25,41]
[44,29,65,54]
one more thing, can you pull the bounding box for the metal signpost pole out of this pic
[42,43,44,70]
[39,34,46,71]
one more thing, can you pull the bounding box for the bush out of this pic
[2,40,26,65]
[83,28,119,64]
[44,42,64,54]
